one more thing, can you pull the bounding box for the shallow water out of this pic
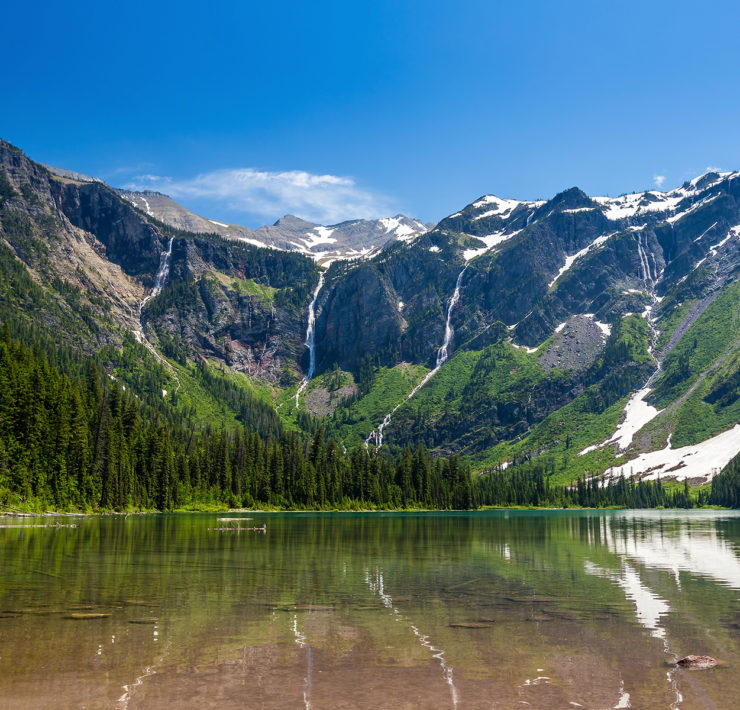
[0,510,738,709]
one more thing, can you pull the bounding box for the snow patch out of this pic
[594,192,682,221]
[510,340,539,354]
[379,217,427,240]
[709,224,740,258]
[606,424,740,483]
[610,388,661,451]
[693,221,718,242]
[302,226,337,249]
[428,245,441,253]
[463,228,521,261]
[471,195,521,215]
[579,387,661,455]
[581,313,612,337]
[667,193,722,224]
[549,234,611,288]
[239,237,270,249]
[398,301,404,312]
[208,219,230,228]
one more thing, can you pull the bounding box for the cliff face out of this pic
[313,174,740,374]
[143,236,316,382]
[0,139,317,381]
[0,140,144,349]
[50,179,166,280]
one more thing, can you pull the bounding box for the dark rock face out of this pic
[314,237,465,372]
[145,235,318,382]
[50,180,165,280]
[0,140,143,350]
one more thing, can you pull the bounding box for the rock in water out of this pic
[676,655,718,669]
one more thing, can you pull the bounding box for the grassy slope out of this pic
[652,281,740,408]
[329,363,430,447]
[275,362,430,445]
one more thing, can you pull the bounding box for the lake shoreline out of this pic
[1,503,732,517]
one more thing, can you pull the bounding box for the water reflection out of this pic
[366,568,459,708]
[0,511,739,709]
[585,561,670,639]
[291,614,313,710]
[606,512,740,590]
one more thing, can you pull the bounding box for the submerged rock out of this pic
[676,655,718,669]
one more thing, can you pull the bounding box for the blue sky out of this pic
[4,0,740,227]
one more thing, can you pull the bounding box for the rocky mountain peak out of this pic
[273,214,317,229]
[545,186,593,211]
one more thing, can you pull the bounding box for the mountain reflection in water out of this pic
[0,510,738,709]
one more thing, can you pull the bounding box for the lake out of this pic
[0,510,738,709]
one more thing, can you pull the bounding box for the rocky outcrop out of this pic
[676,655,718,669]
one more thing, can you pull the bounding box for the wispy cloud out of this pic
[124,168,395,224]
[653,174,666,189]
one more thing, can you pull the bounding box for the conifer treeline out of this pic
[0,326,736,511]
[478,460,709,509]
[0,327,473,510]
[709,452,740,507]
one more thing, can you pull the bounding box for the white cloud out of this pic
[653,174,666,189]
[124,168,395,225]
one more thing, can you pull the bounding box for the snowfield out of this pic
[605,425,740,484]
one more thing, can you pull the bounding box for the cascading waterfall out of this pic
[636,232,654,287]
[136,237,174,339]
[632,232,665,403]
[134,238,180,394]
[365,264,468,449]
[435,266,467,367]
[295,271,326,407]
[635,232,663,382]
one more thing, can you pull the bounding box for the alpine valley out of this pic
[3,137,740,511]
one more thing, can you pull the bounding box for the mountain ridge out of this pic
[3,137,740,491]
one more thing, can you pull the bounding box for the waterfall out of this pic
[133,238,180,394]
[295,271,326,407]
[635,233,662,386]
[365,264,469,449]
[139,238,174,317]
[636,232,653,288]
[435,266,467,367]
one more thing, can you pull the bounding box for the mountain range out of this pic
[4,138,740,490]
[40,164,430,263]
